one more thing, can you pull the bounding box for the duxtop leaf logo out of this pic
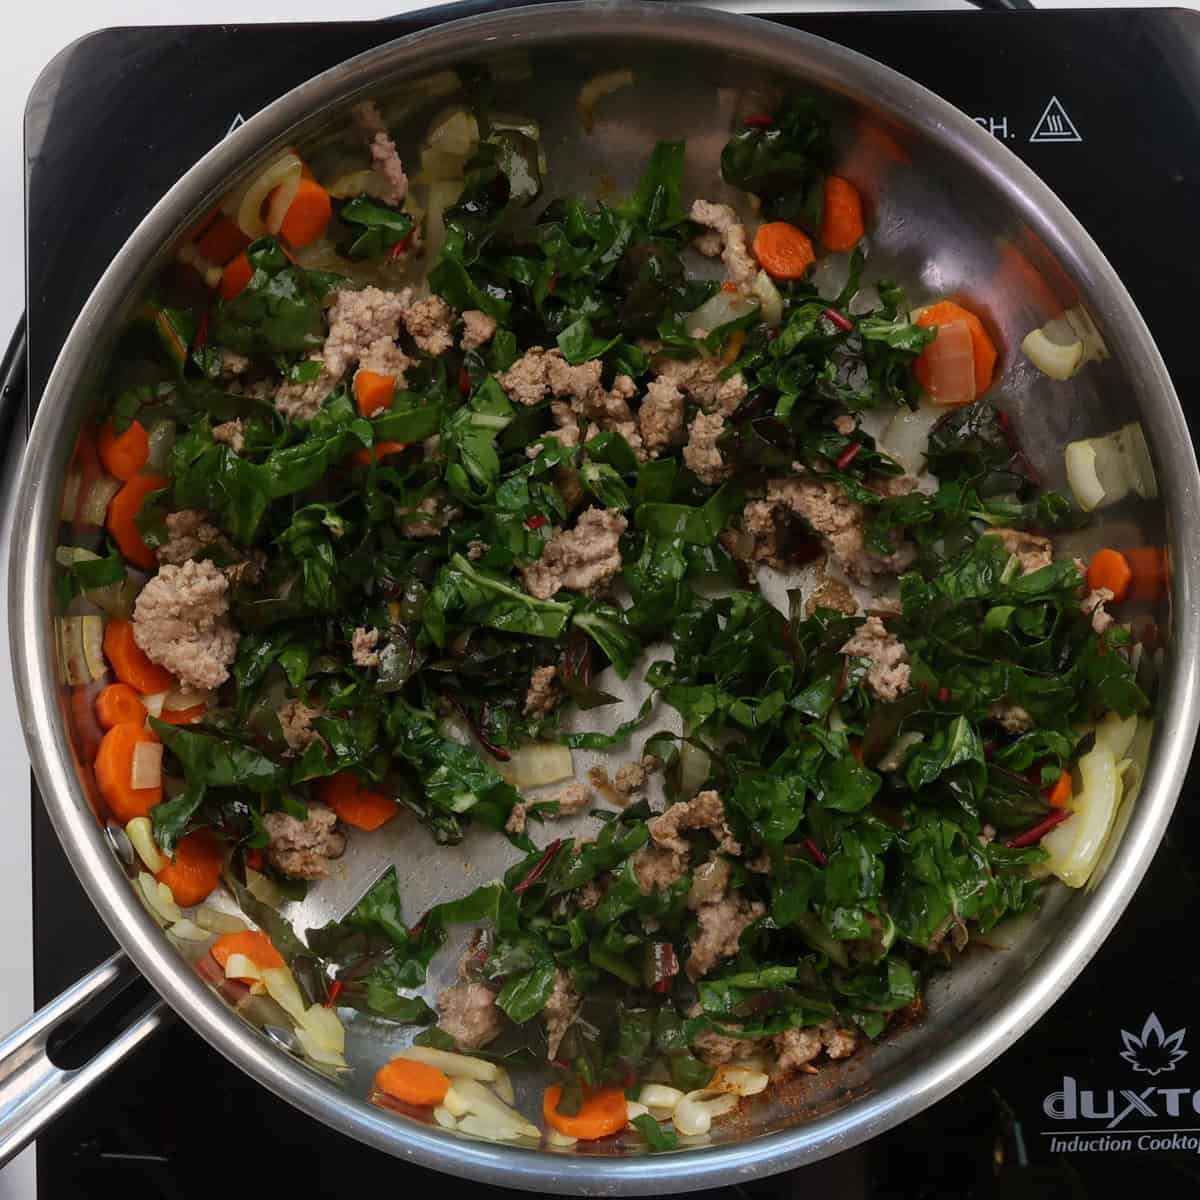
[1119,1014,1188,1076]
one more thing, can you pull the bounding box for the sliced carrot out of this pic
[752,221,816,281]
[159,702,207,726]
[375,1058,451,1108]
[97,420,150,482]
[1124,546,1167,602]
[542,1085,628,1140]
[94,723,162,823]
[279,177,333,249]
[914,300,998,399]
[156,829,223,907]
[106,473,167,571]
[181,205,223,248]
[354,370,397,418]
[315,772,399,831]
[220,253,253,301]
[102,619,176,695]
[349,441,408,468]
[211,930,286,976]
[1086,548,1133,604]
[195,215,250,267]
[819,176,865,252]
[913,320,976,407]
[1047,772,1071,809]
[95,682,147,730]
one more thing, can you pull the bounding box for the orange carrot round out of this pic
[97,420,150,482]
[752,221,816,281]
[94,723,163,823]
[914,300,997,399]
[210,930,286,975]
[106,474,167,571]
[315,772,399,831]
[349,441,408,468]
[220,253,253,300]
[279,177,333,249]
[103,619,176,694]
[195,215,250,267]
[159,702,207,726]
[1125,546,1168,602]
[156,829,223,907]
[95,682,148,730]
[819,176,865,252]
[1086,548,1133,604]
[354,370,397,418]
[542,1085,628,1140]
[375,1058,451,1107]
[1046,772,1071,809]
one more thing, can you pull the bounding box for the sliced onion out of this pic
[877,731,925,773]
[126,816,165,873]
[144,419,176,473]
[261,966,307,1022]
[298,1002,345,1054]
[89,575,137,620]
[165,684,211,711]
[142,691,168,719]
[59,617,87,686]
[1064,439,1105,511]
[880,404,942,476]
[393,1045,497,1082]
[169,918,213,942]
[80,615,106,681]
[625,1100,650,1128]
[920,320,975,406]
[426,107,479,158]
[196,906,247,934]
[328,168,387,199]
[751,270,784,326]
[78,476,121,527]
[492,1065,515,1106]
[264,165,304,236]
[671,1089,738,1137]
[707,1066,769,1097]
[639,1083,684,1114]
[225,953,262,982]
[433,1105,458,1130]
[246,866,286,907]
[450,1079,540,1139]
[498,742,574,789]
[60,472,81,522]
[684,290,759,339]
[457,1113,524,1142]
[545,1128,578,1148]
[577,69,634,132]
[1042,739,1120,888]
[441,1085,472,1118]
[419,147,466,183]
[236,152,303,238]
[1095,711,1138,761]
[1064,305,1109,361]
[294,1026,348,1068]
[137,871,181,925]
[1021,328,1083,381]
[130,740,163,790]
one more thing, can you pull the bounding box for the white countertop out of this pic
[0,0,1191,1192]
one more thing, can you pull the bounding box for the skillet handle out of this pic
[0,950,169,1165]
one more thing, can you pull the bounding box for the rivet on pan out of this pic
[263,1024,299,1053]
[104,820,133,866]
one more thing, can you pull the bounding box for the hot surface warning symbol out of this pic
[1029,97,1082,144]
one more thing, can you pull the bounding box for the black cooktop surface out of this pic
[24,7,1200,1196]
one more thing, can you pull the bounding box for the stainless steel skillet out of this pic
[7,2,1200,1191]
